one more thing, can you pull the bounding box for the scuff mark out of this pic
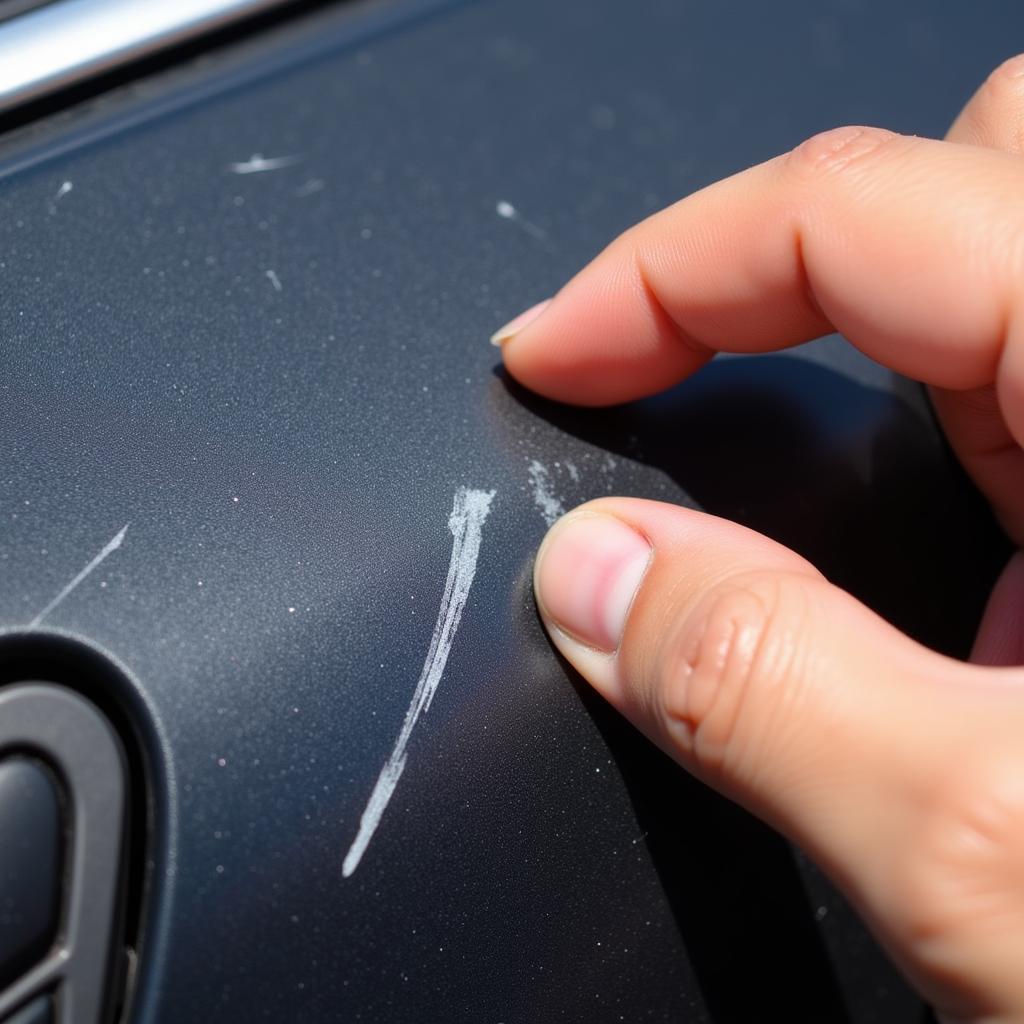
[227,153,301,175]
[30,524,128,627]
[265,269,282,292]
[294,178,325,198]
[527,459,565,526]
[342,487,496,877]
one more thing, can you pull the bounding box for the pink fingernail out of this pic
[535,513,652,652]
[489,299,551,346]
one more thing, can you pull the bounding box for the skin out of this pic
[496,55,1024,1024]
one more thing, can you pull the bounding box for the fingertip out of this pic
[490,298,551,346]
[499,256,708,406]
[534,507,652,655]
[532,496,816,710]
[531,501,649,703]
[947,53,1024,152]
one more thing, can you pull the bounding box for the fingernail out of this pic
[535,512,652,652]
[490,299,551,346]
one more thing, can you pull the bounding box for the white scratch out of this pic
[294,178,325,198]
[495,199,547,242]
[265,269,282,291]
[227,153,301,175]
[342,487,495,877]
[29,524,128,627]
[527,459,565,526]
[48,181,72,213]
[564,460,580,483]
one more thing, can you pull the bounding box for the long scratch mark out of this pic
[527,459,565,526]
[227,153,301,175]
[342,487,495,877]
[30,524,128,627]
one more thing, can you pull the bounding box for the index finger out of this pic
[498,127,1024,452]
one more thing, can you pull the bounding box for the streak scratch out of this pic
[495,199,547,242]
[265,269,282,292]
[48,181,73,213]
[342,487,495,877]
[30,524,128,627]
[227,153,301,175]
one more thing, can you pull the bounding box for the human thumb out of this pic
[534,497,1024,1022]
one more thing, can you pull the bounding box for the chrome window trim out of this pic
[0,0,297,113]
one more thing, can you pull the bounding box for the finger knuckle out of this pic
[786,125,900,181]
[658,572,811,775]
[896,756,1024,954]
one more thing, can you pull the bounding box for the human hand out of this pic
[495,57,1024,1023]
